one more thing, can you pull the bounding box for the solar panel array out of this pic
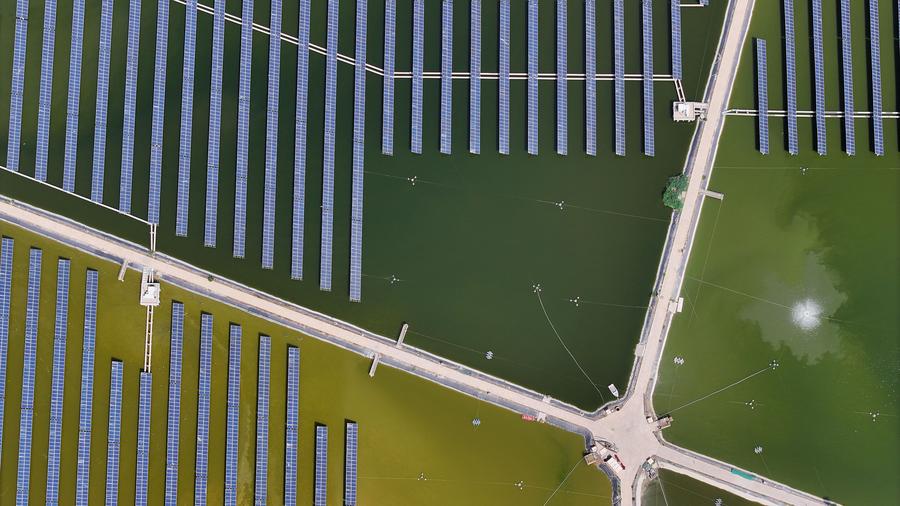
[0,238,13,466]
[46,259,71,504]
[585,0,596,156]
[6,0,29,172]
[205,0,226,248]
[165,302,185,506]
[469,0,481,154]
[177,0,199,237]
[527,0,538,155]
[671,0,682,81]
[350,0,368,303]
[614,0,625,156]
[811,0,826,155]
[284,347,300,504]
[839,0,855,155]
[642,0,654,157]
[106,360,124,506]
[499,0,510,155]
[412,0,424,154]
[262,0,284,271]
[868,0,883,156]
[293,0,311,280]
[234,0,254,258]
[321,0,339,292]
[344,422,359,506]
[63,0,87,193]
[16,248,42,505]
[136,371,152,506]
[225,324,242,506]
[91,0,115,202]
[783,0,798,155]
[35,0,59,182]
[255,336,272,504]
[75,269,99,506]
[441,0,453,155]
[756,39,769,155]
[194,313,213,504]
[383,0,396,155]
[314,425,328,506]
[147,0,171,224]
[119,0,142,213]
[556,0,568,156]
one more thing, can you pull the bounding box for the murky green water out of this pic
[641,469,758,506]
[655,1,899,504]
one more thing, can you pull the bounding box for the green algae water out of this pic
[641,469,759,506]
[655,1,900,504]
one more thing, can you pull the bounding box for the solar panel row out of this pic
[76,269,99,506]
[499,0,510,155]
[383,0,396,155]
[350,0,368,303]
[119,0,142,214]
[314,425,328,506]
[321,0,340,292]
[0,238,13,467]
[91,0,115,203]
[293,0,311,280]
[195,312,213,505]
[35,0,59,182]
[756,39,769,155]
[165,302,185,506]
[106,360,124,506]
[205,0,227,248]
[671,0,682,81]
[585,0,596,156]
[527,0,539,155]
[783,0,798,155]
[412,0,424,154]
[556,0,567,156]
[148,0,171,224]
[469,0,481,155]
[614,0,625,156]
[811,0,826,155]
[255,336,272,504]
[284,347,300,504]
[868,0,883,156]
[63,0,87,193]
[46,258,71,504]
[225,324,242,506]
[441,0,453,155]
[177,0,199,237]
[6,0,29,173]
[135,372,152,506]
[642,0,654,157]
[344,422,359,506]
[262,0,284,270]
[234,0,254,258]
[839,0,855,155]
[16,248,42,505]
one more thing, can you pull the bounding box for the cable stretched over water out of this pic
[541,457,585,506]
[665,363,775,414]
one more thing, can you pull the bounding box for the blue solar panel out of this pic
[76,269,99,506]
[63,0,87,193]
[642,0,654,157]
[165,302,185,506]
[839,0,855,155]
[0,238,13,467]
[194,313,213,504]
[234,0,254,258]
[35,0,59,182]
[350,0,367,303]
[441,0,453,155]
[293,0,311,280]
[16,248,42,505]
[756,39,769,155]
[614,0,625,156]
[469,0,481,154]
[255,336,271,504]
[262,0,284,270]
[321,0,339,292]
[314,425,328,506]
[91,0,115,203]
[344,422,359,506]
[147,0,170,224]
[783,0,798,155]
[46,259,71,504]
[671,0,682,81]
[205,0,226,247]
[868,0,883,156]
[499,0,510,155]
[106,360,124,506]
[556,0,567,156]
[120,0,142,213]
[412,0,424,154]
[176,0,199,237]
[284,347,300,504]
[812,0,826,155]
[135,372,152,506]
[6,0,30,173]
[585,0,596,156]
[383,0,396,155]
[527,0,538,155]
[225,324,242,506]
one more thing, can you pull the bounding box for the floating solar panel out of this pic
[92,0,115,202]
[262,0,284,271]
[585,0,596,156]
[284,347,300,504]
[120,0,142,213]
[350,0,367,303]
[642,0,654,157]
[412,0,424,154]
[63,0,87,192]
[756,39,769,155]
[344,422,359,506]
[469,0,481,154]
[293,0,311,280]
[165,302,185,506]
[812,0,826,155]
[441,0,453,155]
[321,0,339,292]
[614,0,625,156]
[225,324,242,506]
[177,0,199,237]
[527,0,538,155]
[194,313,212,505]
[839,0,855,155]
[499,0,510,155]
[314,425,328,506]
[147,0,171,224]
[556,0,567,156]
[106,361,124,506]
[382,0,396,155]
[783,0,798,155]
[6,0,30,172]
[135,372,152,506]
[16,248,42,505]
[75,269,98,506]
[255,336,271,504]
[234,0,254,258]
[0,238,13,466]
[868,0,883,156]
[35,0,59,182]
[205,0,227,247]
[46,258,71,504]
[670,0,682,81]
